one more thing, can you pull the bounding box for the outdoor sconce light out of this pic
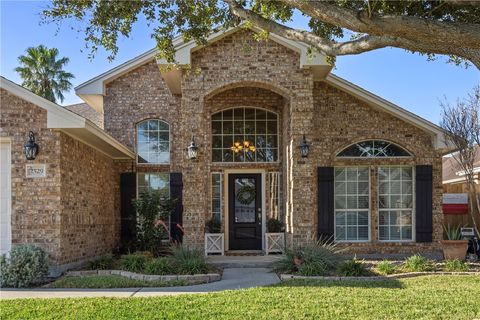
[187,135,199,160]
[24,131,39,160]
[299,134,310,158]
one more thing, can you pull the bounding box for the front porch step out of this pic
[225,250,263,256]
[207,255,283,268]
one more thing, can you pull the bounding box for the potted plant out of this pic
[440,224,468,260]
[266,218,285,255]
[204,217,224,256]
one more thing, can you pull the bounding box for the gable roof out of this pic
[75,25,332,112]
[324,74,452,150]
[0,76,134,159]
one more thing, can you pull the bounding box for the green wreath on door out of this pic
[236,185,256,205]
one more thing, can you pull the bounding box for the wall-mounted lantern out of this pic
[299,134,310,158]
[24,131,39,160]
[187,135,199,160]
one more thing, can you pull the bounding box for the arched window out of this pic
[211,108,279,162]
[337,140,411,158]
[137,119,170,164]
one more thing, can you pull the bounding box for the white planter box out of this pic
[266,232,285,255]
[205,233,225,256]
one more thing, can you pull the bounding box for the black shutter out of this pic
[120,172,137,251]
[170,172,184,243]
[415,165,433,242]
[318,167,335,241]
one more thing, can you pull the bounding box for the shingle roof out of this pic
[443,147,480,183]
[64,102,104,129]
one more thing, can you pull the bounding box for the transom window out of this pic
[137,119,170,164]
[378,167,414,241]
[337,140,411,158]
[334,167,370,242]
[212,108,278,162]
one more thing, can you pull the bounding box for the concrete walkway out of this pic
[0,268,280,300]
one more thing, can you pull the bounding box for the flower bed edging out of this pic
[66,270,221,285]
[280,271,480,281]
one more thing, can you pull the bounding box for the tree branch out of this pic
[281,0,480,50]
[223,0,480,69]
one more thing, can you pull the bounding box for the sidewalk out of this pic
[0,268,280,300]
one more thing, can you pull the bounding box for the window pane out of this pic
[378,167,414,241]
[337,140,411,158]
[334,167,370,242]
[136,120,170,164]
[211,173,222,222]
[210,108,278,162]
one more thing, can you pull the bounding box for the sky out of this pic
[1,0,479,126]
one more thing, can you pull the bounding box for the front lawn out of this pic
[44,275,187,289]
[2,276,479,319]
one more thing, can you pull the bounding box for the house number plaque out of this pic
[25,164,46,178]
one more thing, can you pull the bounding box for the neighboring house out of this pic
[442,148,480,227]
[0,26,453,272]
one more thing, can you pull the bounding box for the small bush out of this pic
[205,218,221,233]
[144,258,173,275]
[87,254,115,270]
[298,261,328,276]
[266,218,284,233]
[0,245,49,288]
[402,254,435,272]
[337,259,369,277]
[274,238,342,276]
[120,253,149,273]
[444,259,469,272]
[170,246,209,275]
[376,260,397,275]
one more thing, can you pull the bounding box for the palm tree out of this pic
[15,45,74,103]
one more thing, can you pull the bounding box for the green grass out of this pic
[2,276,479,319]
[44,275,186,289]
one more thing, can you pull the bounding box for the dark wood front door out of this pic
[228,174,262,250]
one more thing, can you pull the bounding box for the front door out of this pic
[228,174,262,250]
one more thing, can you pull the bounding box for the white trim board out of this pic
[0,77,134,160]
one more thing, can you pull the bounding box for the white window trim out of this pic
[377,166,416,243]
[211,107,280,164]
[211,172,223,222]
[136,119,171,165]
[333,166,371,243]
[336,140,413,159]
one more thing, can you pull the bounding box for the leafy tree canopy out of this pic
[43,1,480,68]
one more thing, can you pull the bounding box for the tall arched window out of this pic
[337,140,411,158]
[137,119,170,164]
[212,108,279,162]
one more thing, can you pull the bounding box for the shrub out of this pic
[205,218,221,233]
[444,259,469,272]
[87,254,115,270]
[274,238,342,276]
[169,245,209,275]
[144,258,173,275]
[120,253,149,273]
[402,254,435,272]
[337,259,369,277]
[0,245,49,288]
[266,218,284,233]
[376,260,398,275]
[133,190,177,255]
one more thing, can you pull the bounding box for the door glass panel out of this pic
[234,178,256,223]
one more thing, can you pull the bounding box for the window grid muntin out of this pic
[378,166,415,242]
[337,140,411,158]
[212,108,279,163]
[334,167,370,242]
[211,172,222,222]
[137,119,170,164]
[137,173,170,197]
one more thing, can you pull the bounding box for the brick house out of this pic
[0,27,452,273]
